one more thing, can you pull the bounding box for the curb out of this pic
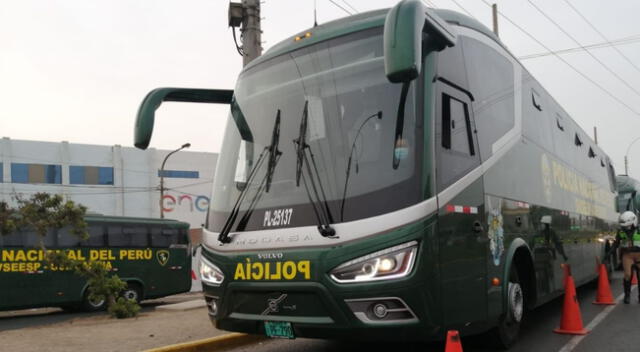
[143,333,265,352]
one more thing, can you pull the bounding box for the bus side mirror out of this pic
[383,0,457,83]
[134,87,233,150]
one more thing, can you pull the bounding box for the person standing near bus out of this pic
[616,211,640,304]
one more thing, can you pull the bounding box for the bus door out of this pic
[434,79,487,326]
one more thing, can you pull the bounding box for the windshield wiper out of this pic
[293,101,336,238]
[340,110,382,221]
[234,111,283,231]
[218,110,282,244]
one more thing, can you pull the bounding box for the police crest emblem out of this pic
[156,250,170,266]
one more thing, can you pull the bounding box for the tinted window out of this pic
[462,37,514,160]
[57,227,82,247]
[151,227,178,247]
[123,226,149,247]
[437,45,468,89]
[436,86,480,190]
[81,225,105,247]
[177,229,189,245]
[442,94,474,156]
[23,229,56,248]
[2,231,23,247]
[107,225,128,246]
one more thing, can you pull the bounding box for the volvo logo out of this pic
[262,294,288,315]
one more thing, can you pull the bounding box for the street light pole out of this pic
[160,143,191,218]
[624,137,640,175]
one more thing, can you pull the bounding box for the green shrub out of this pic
[108,297,141,319]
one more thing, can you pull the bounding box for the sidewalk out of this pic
[0,293,229,352]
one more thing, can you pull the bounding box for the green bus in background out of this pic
[133,0,618,348]
[0,214,192,311]
[617,175,640,214]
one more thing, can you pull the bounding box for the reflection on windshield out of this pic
[209,27,423,232]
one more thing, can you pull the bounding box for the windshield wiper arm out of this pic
[293,101,336,238]
[218,110,282,244]
[340,110,382,221]
[234,111,283,231]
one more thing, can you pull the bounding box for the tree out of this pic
[0,193,140,318]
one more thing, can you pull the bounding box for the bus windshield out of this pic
[209,27,424,232]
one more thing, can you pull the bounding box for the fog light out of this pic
[205,295,220,317]
[210,300,218,315]
[373,303,388,319]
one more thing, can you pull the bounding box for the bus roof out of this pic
[83,214,190,228]
[244,7,503,72]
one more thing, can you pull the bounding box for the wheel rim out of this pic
[88,296,105,308]
[508,282,524,323]
[123,289,138,302]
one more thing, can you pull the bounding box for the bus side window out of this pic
[436,85,479,190]
[107,225,128,247]
[2,231,24,247]
[81,225,105,247]
[461,36,514,161]
[177,229,189,245]
[442,93,474,156]
[123,226,149,247]
[24,229,55,248]
[57,227,81,248]
[150,227,178,247]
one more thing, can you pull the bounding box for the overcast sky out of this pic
[2,0,640,175]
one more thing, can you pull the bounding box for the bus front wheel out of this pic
[121,282,142,303]
[489,264,523,349]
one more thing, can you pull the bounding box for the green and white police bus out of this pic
[617,175,640,214]
[0,215,191,311]
[134,0,617,347]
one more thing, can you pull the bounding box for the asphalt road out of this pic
[220,272,640,352]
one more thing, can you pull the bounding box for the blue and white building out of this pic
[0,137,217,228]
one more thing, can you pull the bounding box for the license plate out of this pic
[264,321,295,339]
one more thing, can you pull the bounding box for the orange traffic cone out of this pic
[632,271,638,285]
[191,269,197,280]
[593,264,615,305]
[444,330,463,352]
[554,266,590,335]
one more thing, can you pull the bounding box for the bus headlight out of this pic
[330,241,418,283]
[199,256,225,286]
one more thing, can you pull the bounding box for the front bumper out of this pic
[205,280,439,341]
[201,216,441,341]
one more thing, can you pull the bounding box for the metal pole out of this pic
[492,3,499,37]
[242,0,262,66]
[625,155,629,175]
[624,137,640,176]
[159,143,191,219]
[593,126,598,145]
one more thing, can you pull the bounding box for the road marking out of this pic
[557,286,635,352]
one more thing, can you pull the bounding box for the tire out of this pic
[489,264,524,349]
[82,290,106,312]
[121,282,142,303]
